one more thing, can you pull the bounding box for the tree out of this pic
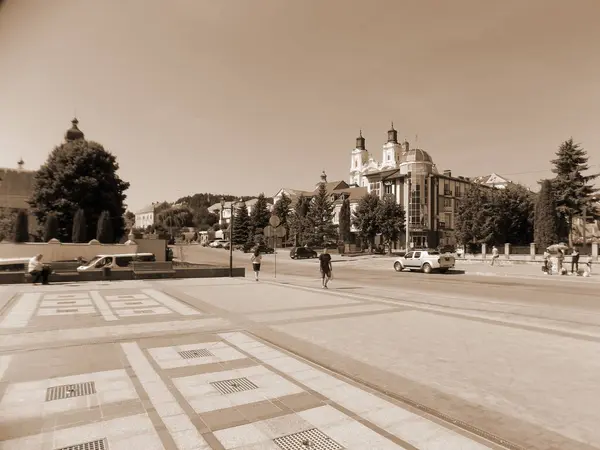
[43,213,59,241]
[0,209,17,242]
[72,208,87,243]
[455,185,495,247]
[534,179,560,250]
[550,138,599,246]
[272,193,292,240]
[96,210,114,243]
[29,138,130,242]
[338,198,352,244]
[352,193,380,253]
[157,206,194,238]
[376,195,405,254]
[124,211,136,230]
[493,184,535,245]
[13,210,29,243]
[289,195,311,246]
[232,203,251,245]
[249,193,271,241]
[306,183,337,246]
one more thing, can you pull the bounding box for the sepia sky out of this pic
[1,0,599,211]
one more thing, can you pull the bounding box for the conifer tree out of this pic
[13,210,29,243]
[289,195,311,246]
[338,198,352,244]
[306,182,337,246]
[352,193,380,253]
[249,193,271,241]
[272,193,292,241]
[232,203,251,245]
[534,179,559,250]
[72,209,87,243]
[96,210,114,243]
[43,213,59,241]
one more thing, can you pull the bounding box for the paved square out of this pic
[148,341,247,369]
[173,365,304,413]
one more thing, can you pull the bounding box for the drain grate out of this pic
[273,428,343,449]
[210,377,258,394]
[55,439,108,450]
[46,382,96,401]
[178,349,213,359]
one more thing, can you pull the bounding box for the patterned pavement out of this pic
[0,278,595,449]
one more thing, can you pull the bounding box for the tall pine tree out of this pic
[232,203,251,245]
[306,183,337,246]
[272,193,292,241]
[534,179,560,250]
[72,209,87,243]
[550,138,599,246]
[13,210,29,243]
[352,193,380,253]
[96,210,114,243]
[338,198,351,244]
[249,193,271,242]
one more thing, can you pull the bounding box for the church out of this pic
[348,124,507,249]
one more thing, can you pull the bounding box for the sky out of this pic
[1,0,599,212]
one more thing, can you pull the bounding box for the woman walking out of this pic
[251,248,262,281]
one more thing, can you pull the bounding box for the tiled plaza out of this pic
[0,277,595,449]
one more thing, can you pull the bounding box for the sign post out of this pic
[266,215,285,278]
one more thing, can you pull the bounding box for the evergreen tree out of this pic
[72,209,87,243]
[96,210,114,243]
[306,183,337,246]
[289,195,311,246]
[13,210,29,243]
[249,193,271,241]
[43,213,59,241]
[376,195,405,254]
[338,198,352,243]
[232,203,251,245]
[534,179,560,250]
[352,193,380,253]
[550,138,599,245]
[272,193,292,240]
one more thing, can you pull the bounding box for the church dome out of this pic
[400,148,433,164]
[65,118,85,142]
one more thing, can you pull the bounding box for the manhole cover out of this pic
[273,428,343,449]
[55,439,107,450]
[210,377,258,395]
[46,382,96,402]
[178,349,213,359]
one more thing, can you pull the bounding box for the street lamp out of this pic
[221,198,244,277]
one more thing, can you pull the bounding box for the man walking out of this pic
[571,248,580,274]
[490,246,499,266]
[319,249,333,289]
[28,254,50,285]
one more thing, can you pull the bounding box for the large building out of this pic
[349,124,507,249]
[0,159,38,235]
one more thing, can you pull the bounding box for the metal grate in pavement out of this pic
[273,428,343,449]
[178,349,213,359]
[46,382,96,402]
[210,377,258,395]
[54,438,107,450]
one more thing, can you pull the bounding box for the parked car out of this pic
[209,240,228,248]
[290,247,318,259]
[77,253,156,272]
[393,250,455,274]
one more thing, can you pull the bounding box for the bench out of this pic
[131,262,175,275]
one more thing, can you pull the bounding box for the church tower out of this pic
[381,122,402,169]
[349,130,369,187]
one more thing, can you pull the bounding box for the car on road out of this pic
[290,247,318,259]
[393,250,455,274]
[209,240,228,248]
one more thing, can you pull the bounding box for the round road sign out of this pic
[269,215,281,228]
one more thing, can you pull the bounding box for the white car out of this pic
[209,240,228,248]
[394,250,455,274]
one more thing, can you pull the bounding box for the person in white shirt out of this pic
[28,254,50,284]
[490,246,499,266]
[250,249,262,281]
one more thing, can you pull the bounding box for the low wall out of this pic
[0,240,138,262]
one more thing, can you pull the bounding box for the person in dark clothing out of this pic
[319,249,332,289]
[571,248,580,274]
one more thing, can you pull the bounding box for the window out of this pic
[413,252,421,258]
[369,182,381,197]
[405,252,414,259]
[115,256,133,267]
[409,184,421,225]
[443,198,452,208]
[384,183,393,195]
[445,213,452,229]
[444,183,451,196]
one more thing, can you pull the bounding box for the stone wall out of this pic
[0,240,138,262]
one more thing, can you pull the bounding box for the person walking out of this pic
[250,248,262,281]
[557,249,565,274]
[490,246,499,266]
[28,254,50,285]
[571,248,580,274]
[542,249,551,274]
[319,248,333,289]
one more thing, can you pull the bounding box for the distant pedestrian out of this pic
[490,246,499,266]
[557,249,565,274]
[571,248,580,274]
[319,249,333,289]
[250,248,262,281]
[542,250,551,274]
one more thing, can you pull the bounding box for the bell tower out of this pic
[350,130,369,187]
[381,122,402,169]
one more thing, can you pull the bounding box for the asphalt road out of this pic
[181,246,600,312]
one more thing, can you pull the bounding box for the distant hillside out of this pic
[175,193,256,210]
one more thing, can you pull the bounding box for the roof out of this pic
[332,186,368,203]
[313,180,349,195]
[400,148,433,164]
[135,204,157,214]
[472,173,511,185]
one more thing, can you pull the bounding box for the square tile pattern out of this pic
[174,365,304,413]
[213,405,402,449]
[0,369,138,420]
[148,341,246,369]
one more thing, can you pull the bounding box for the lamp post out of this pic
[221,198,244,277]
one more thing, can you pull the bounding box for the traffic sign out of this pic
[275,226,286,238]
[263,226,274,238]
[269,215,281,228]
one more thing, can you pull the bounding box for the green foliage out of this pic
[534,179,560,250]
[29,139,129,242]
[157,206,195,235]
[338,198,352,243]
[550,138,599,245]
[352,193,380,252]
[96,210,114,243]
[376,195,405,253]
[272,193,292,236]
[13,210,29,243]
[306,183,337,246]
[249,193,271,240]
[289,195,311,246]
[232,203,251,245]
[124,211,135,230]
[43,213,59,242]
[455,185,494,245]
[0,209,17,242]
[175,193,255,229]
[72,208,87,243]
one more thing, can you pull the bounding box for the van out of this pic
[76,253,156,272]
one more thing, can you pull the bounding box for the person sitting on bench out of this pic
[28,254,50,285]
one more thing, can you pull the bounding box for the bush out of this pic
[96,210,114,243]
[44,213,59,241]
[72,209,87,243]
[13,210,29,243]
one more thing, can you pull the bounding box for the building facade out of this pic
[208,198,273,226]
[0,159,38,236]
[134,203,158,229]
